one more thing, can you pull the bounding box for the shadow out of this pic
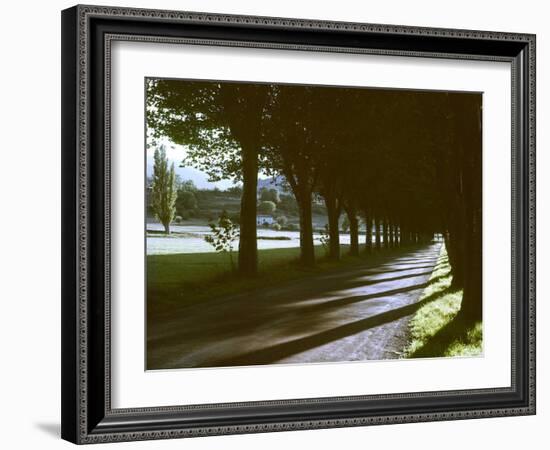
[425,272,451,286]
[149,278,432,350]
[292,270,436,297]
[35,422,60,438]
[148,244,447,368]
[362,264,439,275]
[357,270,435,285]
[380,257,440,266]
[409,304,476,358]
[202,285,455,367]
[298,281,430,314]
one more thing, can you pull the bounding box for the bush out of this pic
[319,224,330,256]
[341,216,350,232]
[285,223,298,231]
[258,200,276,215]
[272,223,282,231]
[204,214,239,271]
[174,215,183,223]
[259,187,280,203]
[278,194,298,215]
[312,203,326,215]
[276,215,288,226]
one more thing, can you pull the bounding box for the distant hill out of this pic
[257,176,288,194]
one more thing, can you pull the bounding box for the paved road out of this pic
[147,243,442,369]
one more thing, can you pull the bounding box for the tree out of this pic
[204,213,239,271]
[262,85,323,266]
[258,200,276,215]
[226,185,243,196]
[259,187,280,203]
[276,215,288,226]
[175,190,197,216]
[147,79,270,275]
[177,178,197,192]
[277,194,299,215]
[150,145,177,234]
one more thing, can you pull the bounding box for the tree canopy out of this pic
[146,79,482,321]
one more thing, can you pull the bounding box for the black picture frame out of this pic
[61,4,536,444]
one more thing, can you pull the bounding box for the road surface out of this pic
[147,243,442,369]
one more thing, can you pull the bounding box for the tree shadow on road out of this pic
[147,244,446,369]
[205,285,455,367]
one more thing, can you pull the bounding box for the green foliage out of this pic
[204,213,240,271]
[258,200,276,215]
[146,79,270,183]
[176,189,197,215]
[276,215,288,226]
[226,185,243,196]
[341,216,350,233]
[404,246,482,358]
[319,224,330,256]
[311,203,327,215]
[259,187,280,203]
[151,145,177,233]
[177,178,197,192]
[277,194,299,215]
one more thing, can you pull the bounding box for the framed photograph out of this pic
[61,5,536,444]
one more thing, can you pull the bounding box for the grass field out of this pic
[147,244,425,319]
[403,247,483,358]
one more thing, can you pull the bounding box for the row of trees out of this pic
[147,80,482,322]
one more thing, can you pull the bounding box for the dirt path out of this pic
[147,243,442,369]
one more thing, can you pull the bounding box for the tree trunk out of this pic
[296,190,315,266]
[393,223,399,247]
[459,208,482,322]
[347,208,359,256]
[374,216,381,251]
[382,218,388,250]
[325,194,341,260]
[365,214,372,253]
[447,220,465,290]
[389,221,395,248]
[163,221,170,235]
[393,224,401,247]
[237,145,258,276]
[457,101,483,322]
[220,86,268,277]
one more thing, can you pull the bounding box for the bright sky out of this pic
[146,139,236,190]
[146,138,270,190]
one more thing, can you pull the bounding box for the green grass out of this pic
[403,247,482,358]
[147,244,423,318]
[148,246,321,317]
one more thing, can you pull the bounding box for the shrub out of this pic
[204,214,240,271]
[319,224,330,256]
[258,200,276,215]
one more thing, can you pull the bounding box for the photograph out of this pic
[145,79,483,370]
